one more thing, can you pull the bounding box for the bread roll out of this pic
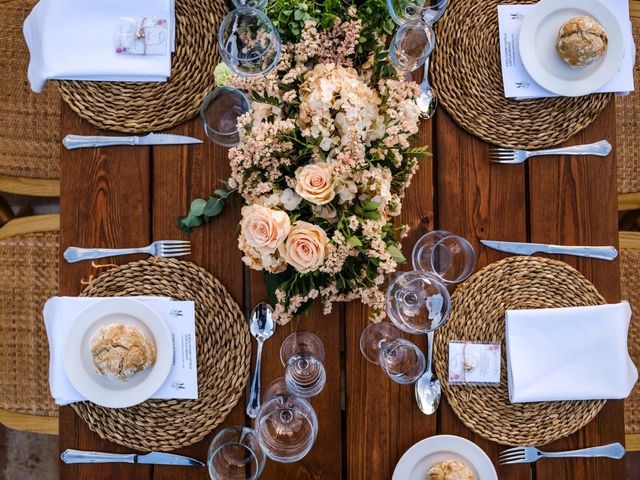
[556,15,608,67]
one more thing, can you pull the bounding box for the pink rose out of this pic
[240,204,290,254]
[280,221,328,273]
[295,163,335,205]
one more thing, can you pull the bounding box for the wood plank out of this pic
[344,116,436,479]
[249,273,344,479]
[0,213,59,240]
[59,102,153,480]
[151,121,247,480]
[435,109,532,480]
[0,409,58,435]
[528,100,626,480]
[0,175,60,197]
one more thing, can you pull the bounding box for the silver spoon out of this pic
[415,330,441,415]
[416,56,437,119]
[246,302,275,418]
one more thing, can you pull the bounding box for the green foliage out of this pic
[176,183,236,233]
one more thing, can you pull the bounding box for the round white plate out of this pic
[519,0,624,97]
[392,435,498,480]
[63,298,173,409]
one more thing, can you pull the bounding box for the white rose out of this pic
[280,221,328,273]
[295,163,335,205]
[280,188,303,211]
[240,204,291,254]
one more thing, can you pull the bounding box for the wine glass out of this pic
[255,395,318,463]
[218,7,282,77]
[280,332,326,398]
[386,271,451,334]
[387,0,450,26]
[207,426,265,480]
[411,230,476,284]
[388,21,436,74]
[359,322,426,384]
[200,86,251,147]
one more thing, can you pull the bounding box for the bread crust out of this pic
[556,15,608,67]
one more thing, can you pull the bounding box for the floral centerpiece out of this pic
[178,0,430,325]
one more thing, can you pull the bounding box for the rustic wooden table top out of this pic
[58,94,625,479]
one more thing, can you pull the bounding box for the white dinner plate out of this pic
[392,435,498,480]
[63,298,173,408]
[519,0,624,97]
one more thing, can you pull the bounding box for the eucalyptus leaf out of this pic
[204,197,224,217]
[189,198,207,216]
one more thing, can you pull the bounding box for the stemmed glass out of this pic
[411,230,476,285]
[207,426,266,480]
[218,7,282,77]
[280,332,326,398]
[388,21,436,74]
[254,394,318,463]
[359,322,426,384]
[387,0,450,26]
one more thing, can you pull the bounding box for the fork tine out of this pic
[489,153,515,159]
[160,240,191,245]
[489,147,511,153]
[161,245,192,251]
[162,251,191,257]
[500,458,528,465]
[499,452,526,461]
[500,447,525,455]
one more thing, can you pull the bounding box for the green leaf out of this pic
[204,197,224,217]
[214,189,230,198]
[264,269,294,304]
[387,245,406,264]
[347,236,363,247]
[363,201,380,211]
[294,8,303,20]
[189,198,207,216]
[184,214,203,228]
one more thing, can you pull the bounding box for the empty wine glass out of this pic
[218,7,282,77]
[387,0,450,26]
[411,230,476,284]
[200,86,250,147]
[386,271,451,334]
[280,332,326,398]
[255,394,318,463]
[208,426,265,480]
[388,21,435,74]
[360,322,426,384]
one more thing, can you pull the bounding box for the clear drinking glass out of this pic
[360,322,426,384]
[280,332,326,398]
[387,0,450,26]
[388,21,435,74]
[411,230,476,284]
[208,426,266,480]
[218,7,282,77]
[255,395,318,463]
[200,86,250,147]
[386,271,451,333]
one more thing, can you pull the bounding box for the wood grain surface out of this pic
[58,91,627,479]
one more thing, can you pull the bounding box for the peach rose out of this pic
[240,204,291,254]
[295,163,335,205]
[280,221,328,273]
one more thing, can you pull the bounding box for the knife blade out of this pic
[60,449,204,466]
[62,133,203,149]
[480,240,618,261]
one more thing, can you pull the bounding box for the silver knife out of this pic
[60,449,204,466]
[62,133,202,149]
[481,239,618,261]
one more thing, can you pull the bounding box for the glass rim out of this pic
[199,86,251,136]
[429,234,476,284]
[387,0,450,25]
[208,442,262,480]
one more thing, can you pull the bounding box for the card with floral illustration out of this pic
[116,17,168,55]
[448,341,501,386]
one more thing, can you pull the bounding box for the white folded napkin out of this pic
[24,0,175,93]
[498,2,635,99]
[43,296,198,405]
[506,301,637,403]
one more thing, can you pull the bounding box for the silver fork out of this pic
[499,443,625,465]
[489,140,611,164]
[63,240,191,263]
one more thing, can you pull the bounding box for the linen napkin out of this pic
[23,0,175,93]
[498,2,635,99]
[506,301,637,403]
[43,296,198,405]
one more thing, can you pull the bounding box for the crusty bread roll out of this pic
[556,15,608,67]
[428,460,474,480]
[90,324,156,381]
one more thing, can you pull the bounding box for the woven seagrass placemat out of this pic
[57,0,229,133]
[72,257,250,451]
[431,0,612,149]
[433,256,606,446]
[0,0,60,179]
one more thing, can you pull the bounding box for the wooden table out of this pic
[58,91,626,479]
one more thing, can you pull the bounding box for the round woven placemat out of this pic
[57,0,228,133]
[72,258,250,451]
[433,256,607,446]
[431,0,611,149]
